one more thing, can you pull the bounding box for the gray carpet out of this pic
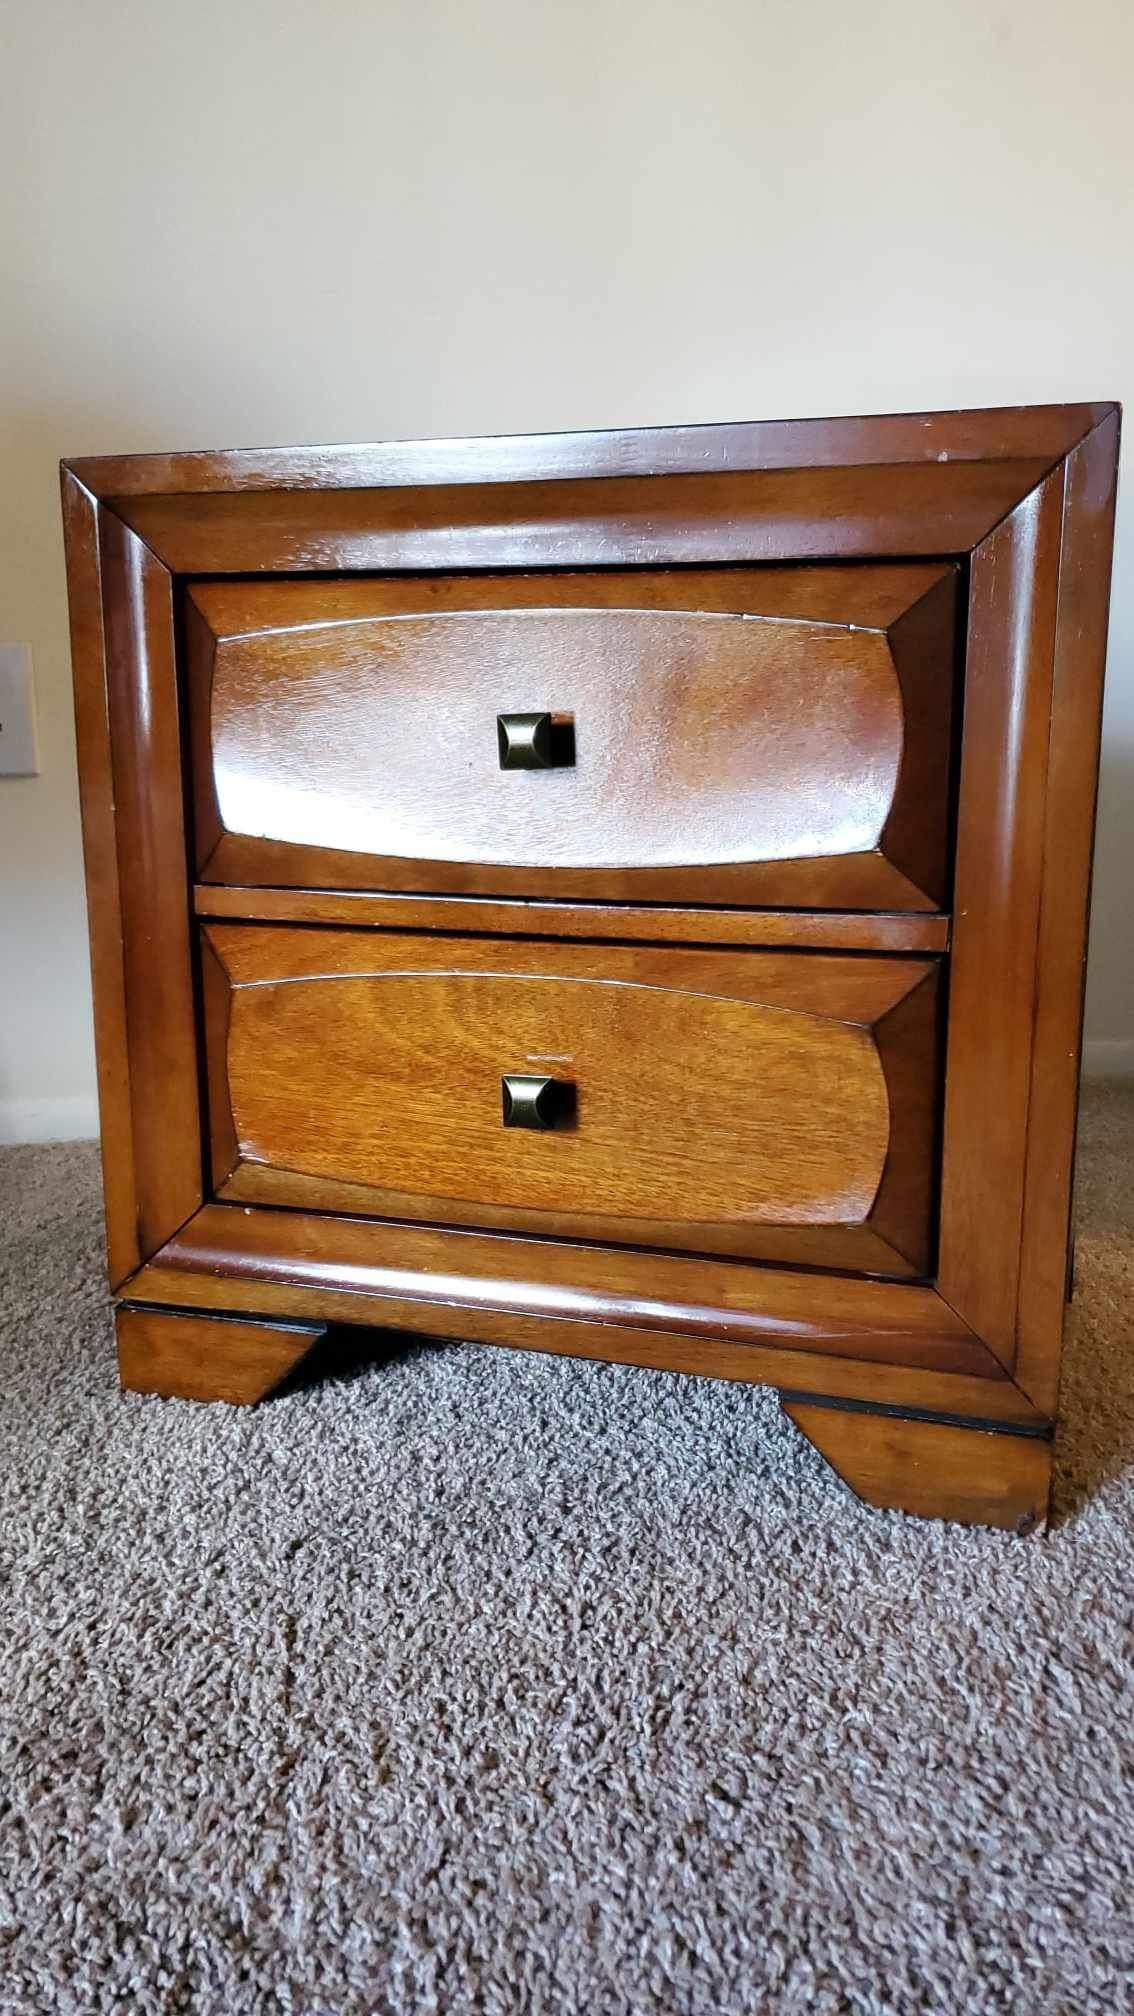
[1,1087,1133,2016]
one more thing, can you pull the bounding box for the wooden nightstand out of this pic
[62,405,1119,1531]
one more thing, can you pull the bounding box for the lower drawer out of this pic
[201,924,941,1277]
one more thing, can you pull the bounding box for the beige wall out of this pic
[2,0,1131,1138]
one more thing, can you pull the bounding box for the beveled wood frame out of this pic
[181,561,958,911]
[62,404,1120,1521]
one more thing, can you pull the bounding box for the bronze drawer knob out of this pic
[497,711,575,770]
[501,1073,575,1130]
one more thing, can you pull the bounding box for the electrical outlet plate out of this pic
[0,644,39,776]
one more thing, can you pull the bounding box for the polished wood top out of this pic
[64,402,1116,497]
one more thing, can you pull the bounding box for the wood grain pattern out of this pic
[123,1202,1042,1427]
[200,931,238,1189]
[188,567,955,909]
[113,461,1051,577]
[868,971,942,1275]
[61,406,1120,1523]
[203,925,939,1273]
[935,470,1067,1367]
[1014,410,1121,1412]
[201,840,941,912]
[192,884,951,954]
[184,590,225,869]
[881,570,961,907]
[97,510,201,1260]
[213,1165,923,1280]
[206,920,926,1016]
[66,402,1111,497]
[187,561,954,636]
[782,1401,1052,1533]
[200,610,912,886]
[116,1303,327,1404]
[60,469,139,1286]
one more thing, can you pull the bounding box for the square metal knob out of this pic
[501,1073,575,1130]
[497,712,575,769]
[497,712,553,769]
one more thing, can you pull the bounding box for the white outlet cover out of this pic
[0,644,39,776]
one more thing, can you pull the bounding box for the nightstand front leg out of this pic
[116,1304,328,1405]
[781,1400,1053,1534]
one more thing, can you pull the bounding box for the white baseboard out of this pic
[1083,1039,1134,1080]
[0,1096,100,1145]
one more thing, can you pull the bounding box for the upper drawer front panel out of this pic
[187,565,957,910]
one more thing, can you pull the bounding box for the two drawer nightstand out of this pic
[62,404,1119,1531]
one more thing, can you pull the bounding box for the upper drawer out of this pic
[186,564,957,910]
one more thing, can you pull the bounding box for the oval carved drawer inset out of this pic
[202,925,941,1277]
[187,566,956,910]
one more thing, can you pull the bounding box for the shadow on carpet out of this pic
[0,1085,1131,2013]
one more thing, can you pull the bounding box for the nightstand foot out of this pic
[781,1400,1053,1533]
[116,1304,327,1405]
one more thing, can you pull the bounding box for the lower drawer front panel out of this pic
[202,925,940,1276]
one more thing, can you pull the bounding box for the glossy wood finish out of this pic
[936,474,1065,1367]
[68,402,1114,497]
[188,567,955,908]
[62,404,1119,1525]
[116,1304,327,1404]
[60,470,139,1284]
[782,1402,1052,1533]
[104,460,1055,576]
[935,420,1121,1398]
[193,884,951,954]
[200,930,238,1182]
[1014,411,1121,1413]
[188,560,950,630]
[203,924,940,1274]
[63,483,203,1282]
[98,514,202,1260]
[126,1204,1047,1426]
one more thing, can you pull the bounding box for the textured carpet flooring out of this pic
[1,1086,1132,2015]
